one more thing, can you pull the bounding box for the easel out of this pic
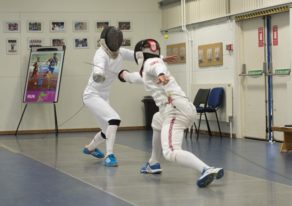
[15,45,65,136]
[15,103,59,136]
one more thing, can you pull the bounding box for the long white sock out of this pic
[172,150,209,172]
[105,125,118,156]
[149,130,162,165]
[87,132,105,151]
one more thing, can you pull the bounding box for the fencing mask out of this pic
[100,26,123,52]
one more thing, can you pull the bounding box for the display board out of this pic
[23,46,65,103]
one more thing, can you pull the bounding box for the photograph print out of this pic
[23,47,65,103]
[4,21,20,32]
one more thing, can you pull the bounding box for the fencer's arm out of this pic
[162,55,177,63]
[92,65,106,82]
[118,70,143,84]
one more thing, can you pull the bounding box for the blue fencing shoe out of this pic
[104,154,118,167]
[140,162,162,174]
[196,167,224,188]
[82,147,104,159]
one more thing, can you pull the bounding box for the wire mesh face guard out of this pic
[100,26,123,52]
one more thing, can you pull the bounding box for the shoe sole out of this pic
[197,173,215,188]
[140,169,162,174]
[215,168,224,179]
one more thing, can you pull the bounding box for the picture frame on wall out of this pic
[166,43,186,64]
[4,21,20,32]
[27,21,42,32]
[198,42,223,67]
[51,38,66,47]
[73,21,88,32]
[50,21,65,32]
[6,38,19,55]
[28,38,44,49]
[96,21,109,32]
[122,38,131,47]
[118,21,131,31]
[74,37,88,48]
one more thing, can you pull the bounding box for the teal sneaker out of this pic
[104,154,118,167]
[82,147,104,159]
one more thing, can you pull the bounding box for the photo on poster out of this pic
[51,38,66,46]
[73,21,88,32]
[6,38,19,55]
[27,21,42,32]
[74,37,88,48]
[50,21,65,32]
[28,38,44,49]
[4,21,20,32]
[118,21,131,31]
[96,21,109,32]
[23,46,65,103]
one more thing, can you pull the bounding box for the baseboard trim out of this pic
[0,126,146,136]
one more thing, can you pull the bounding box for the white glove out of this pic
[92,73,105,83]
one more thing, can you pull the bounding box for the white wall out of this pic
[0,0,163,132]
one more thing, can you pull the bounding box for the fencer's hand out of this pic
[156,74,169,85]
[93,73,105,83]
[163,55,177,63]
[119,70,128,80]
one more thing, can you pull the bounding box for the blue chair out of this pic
[204,87,225,138]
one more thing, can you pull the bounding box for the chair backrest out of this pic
[193,88,210,108]
[207,87,224,109]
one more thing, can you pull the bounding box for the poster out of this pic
[198,42,223,67]
[23,46,65,103]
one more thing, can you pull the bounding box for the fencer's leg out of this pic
[148,129,162,165]
[86,131,106,151]
[104,119,120,167]
[83,132,105,159]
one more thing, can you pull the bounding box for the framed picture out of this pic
[51,38,66,46]
[73,21,88,32]
[122,38,131,47]
[23,46,66,103]
[166,43,186,64]
[50,21,65,32]
[198,42,223,67]
[74,37,88,48]
[4,21,20,32]
[96,21,109,32]
[27,21,42,32]
[6,38,19,55]
[28,38,44,49]
[118,21,131,31]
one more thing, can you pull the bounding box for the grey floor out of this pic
[1,130,292,206]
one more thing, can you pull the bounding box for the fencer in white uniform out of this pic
[82,26,134,167]
[120,39,224,187]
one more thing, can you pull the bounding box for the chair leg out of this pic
[215,111,222,138]
[196,113,202,140]
[204,112,212,136]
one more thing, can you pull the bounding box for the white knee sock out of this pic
[149,130,162,165]
[105,125,118,156]
[164,149,209,172]
[87,132,105,151]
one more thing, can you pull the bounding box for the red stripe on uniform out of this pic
[168,117,176,151]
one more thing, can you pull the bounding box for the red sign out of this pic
[273,25,278,46]
[258,27,264,47]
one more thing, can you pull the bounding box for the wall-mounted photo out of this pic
[166,43,186,64]
[73,21,88,32]
[4,21,20,32]
[27,21,42,32]
[6,39,19,55]
[122,38,131,47]
[96,21,109,32]
[50,21,65,32]
[28,38,44,49]
[118,21,131,31]
[51,38,66,47]
[74,38,88,48]
[198,42,223,68]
